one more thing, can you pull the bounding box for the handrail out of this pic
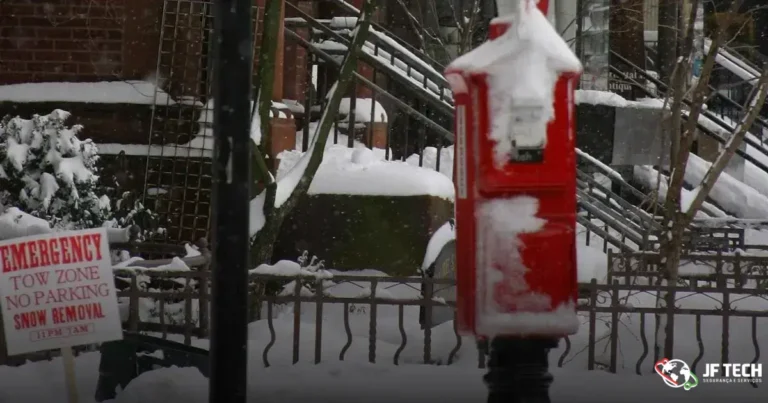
[284,27,455,142]
[577,184,649,244]
[716,41,763,77]
[311,26,453,104]
[286,3,449,88]
[577,188,646,240]
[362,31,451,94]
[284,2,454,117]
[611,49,768,139]
[576,169,661,230]
[289,4,678,253]
[646,40,764,81]
[575,152,666,215]
[576,194,644,249]
[607,52,768,175]
[576,214,636,252]
[323,0,447,72]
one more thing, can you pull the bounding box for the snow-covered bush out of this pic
[0,110,110,229]
[106,191,166,242]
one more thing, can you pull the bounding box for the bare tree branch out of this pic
[683,67,768,221]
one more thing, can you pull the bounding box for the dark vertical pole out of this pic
[574,0,584,64]
[484,337,559,403]
[210,0,252,402]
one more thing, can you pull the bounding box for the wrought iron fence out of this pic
[608,249,768,287]
[5,249,765,379]
[566,279,766,378]
[55,250,765,383]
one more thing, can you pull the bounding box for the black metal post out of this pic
[484,337,558,403]
[210,0,252,402]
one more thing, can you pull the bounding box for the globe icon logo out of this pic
[654,358,699,390]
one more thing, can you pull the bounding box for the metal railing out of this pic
[285,2,670,252]
[323,0,447,73]
[608,51,768,175]
[642,42,768,139]
[59,249,767,382]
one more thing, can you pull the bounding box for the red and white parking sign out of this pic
[0,228,122,355]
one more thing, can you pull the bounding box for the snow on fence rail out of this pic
[4,249,765,377]
[12,253,758,377]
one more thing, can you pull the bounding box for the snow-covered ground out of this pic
[3,351,763,403]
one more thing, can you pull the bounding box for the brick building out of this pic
[0,0,366,241]
[0,0,325,97]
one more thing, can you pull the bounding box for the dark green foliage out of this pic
[0,110,110,229]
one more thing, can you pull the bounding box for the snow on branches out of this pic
[0,109,110,230]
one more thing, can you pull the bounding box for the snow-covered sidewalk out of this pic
[1,351,762,403]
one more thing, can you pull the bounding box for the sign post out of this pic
[61,346,80,403]
[0,228,122,403]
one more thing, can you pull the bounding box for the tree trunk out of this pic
[654,214,685,360]
[248,0,378,268]
[657,0,680,83]
[653,0,747,361]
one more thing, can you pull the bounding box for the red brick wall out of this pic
[0,0,129,84]
[0,0,318,105]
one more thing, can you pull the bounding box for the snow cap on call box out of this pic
[446,0,581,166]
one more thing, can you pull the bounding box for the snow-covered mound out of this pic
[276,145,455,201]
[0,207,51,241]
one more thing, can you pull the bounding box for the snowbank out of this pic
[744,162,768,197]
[0,207,51,241]
[405,146,454,180]
[575,90,630,108]
[96,359,765,403]
[337,98,388,123]
[576,224,609,282]
[421,220,455,272]
[0,81,175,105]
[276,145,455,201]
[575,90,667,110]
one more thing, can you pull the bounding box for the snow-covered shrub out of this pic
[106,191,167,242]
[0,110,110,229]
